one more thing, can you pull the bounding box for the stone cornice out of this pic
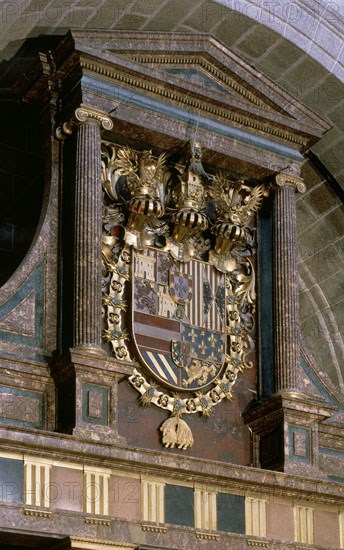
[71,30,331,136]
[0,427,343,505]
[70,537,136,549]
[243,392,335,425]
[319,427,344,452]
[79,58,308,150]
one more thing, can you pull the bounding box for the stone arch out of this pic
[212,0,344,82]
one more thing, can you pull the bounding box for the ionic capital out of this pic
[74,106,113,130]
[274,173,306,194]
[55,121,74,140]
[55,105,113,140]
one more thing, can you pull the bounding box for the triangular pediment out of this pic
[155,65,237,99]
[110,51,277,115]
[65,30,330,143]
[14,30,331,177]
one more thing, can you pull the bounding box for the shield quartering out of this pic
[132,248,226,391]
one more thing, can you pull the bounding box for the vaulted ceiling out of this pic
[0,0,343,393]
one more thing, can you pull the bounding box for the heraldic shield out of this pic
[131,248,227,392]
[101,141,266,450]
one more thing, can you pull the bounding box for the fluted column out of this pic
[273,174,305,392]
[245,173,331,476]
[73,106,113,353]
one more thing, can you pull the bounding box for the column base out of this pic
[243,392,335,478]
[71,343,107,357]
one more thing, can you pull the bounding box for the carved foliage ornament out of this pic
[101,141,268,449]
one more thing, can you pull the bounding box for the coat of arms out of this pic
[101,140,267,449]
[132,249,225,390]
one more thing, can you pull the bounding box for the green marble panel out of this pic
[165,484,194,527]
[217,493,245,533]
[0,457,23,503]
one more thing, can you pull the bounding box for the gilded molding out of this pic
[85,517,111,526]
[196,532,219,541]
[23,508,52,518]
[274,173,306,193]
[70,538,136,549]
[246,541,270,548]
[141,525,167,533]
[129,54,266,108]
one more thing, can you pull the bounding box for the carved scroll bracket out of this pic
[56,105,113,139]
[273,173,306,194]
